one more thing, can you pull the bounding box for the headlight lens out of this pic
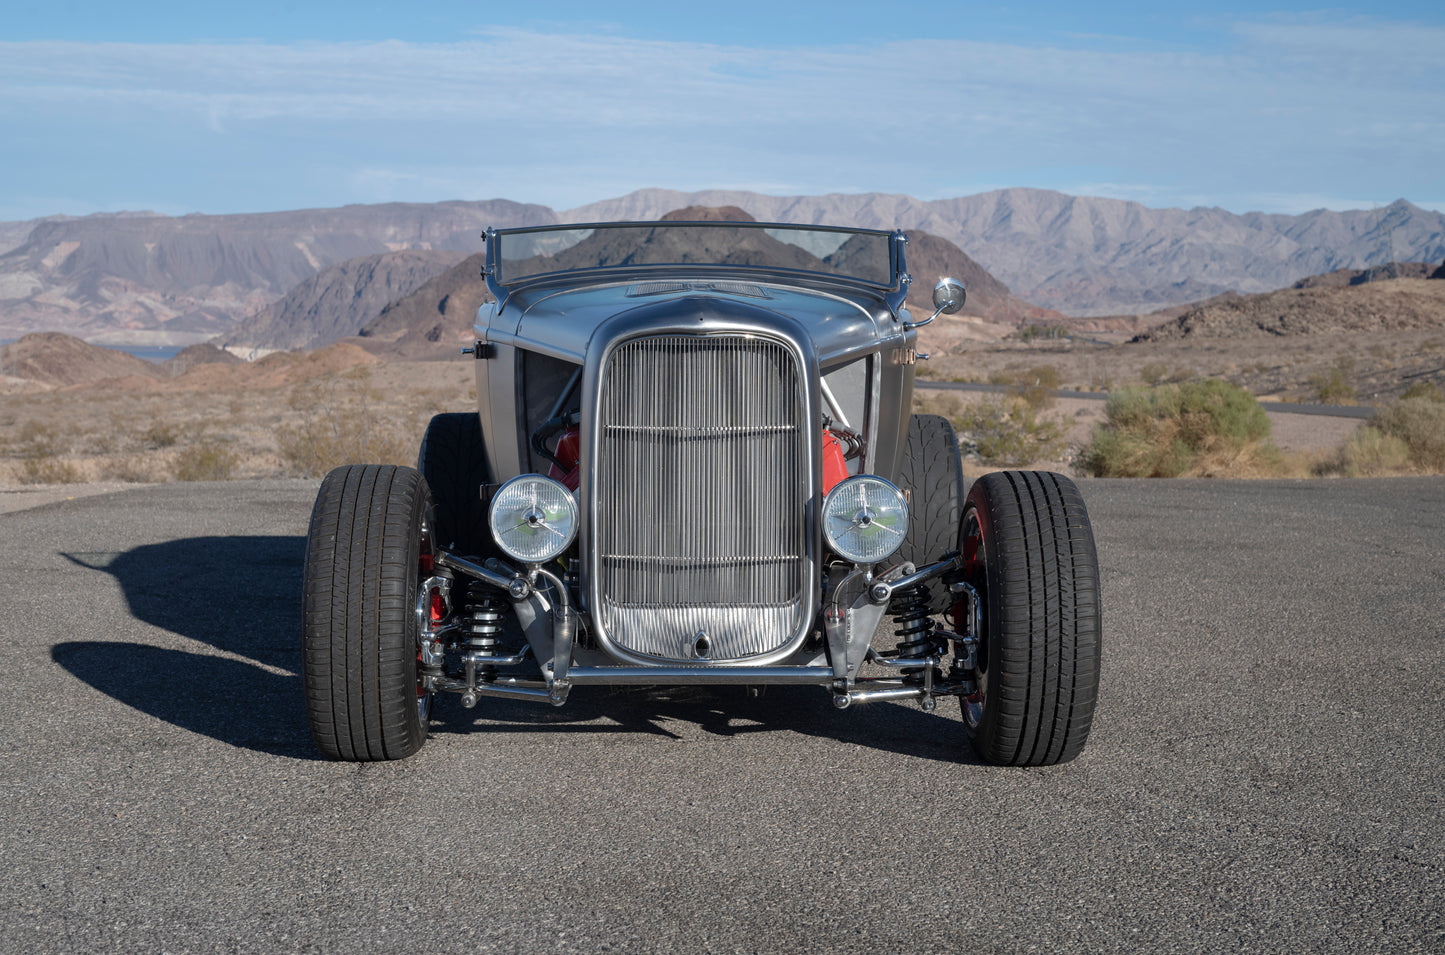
[822,475,908,564]
[488,475,578,564]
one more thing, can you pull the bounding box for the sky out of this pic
[2,1,1442,221]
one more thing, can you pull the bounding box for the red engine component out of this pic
[548,426,849,494]
[547,426,582,491]
[821,429,849,493]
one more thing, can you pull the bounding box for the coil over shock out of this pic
[459,594,506,708]
[888,583,937,663]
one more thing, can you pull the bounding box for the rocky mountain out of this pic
[0,200,555,346]
[358,254,489,359]
[0,210,166,258]
[161,342,243,374]
[1134,278,1445,342]
[5,189,1443,346]
[566,189,1445,316]
[0,332,164,388]
[218,249,467,355]
[355,209,1050,359]
[899,231,1063,326]
[1291,261,1439,289]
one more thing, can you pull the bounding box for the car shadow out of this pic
[53,535,980,765]
[53,536,318,760]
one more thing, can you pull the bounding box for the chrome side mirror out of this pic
[904,277,967,330]
[932,277,966,315]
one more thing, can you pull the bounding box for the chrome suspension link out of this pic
[459,594,507,708]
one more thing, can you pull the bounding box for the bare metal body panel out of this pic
[474,276,918,487]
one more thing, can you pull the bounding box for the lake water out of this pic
[102,344,186,363]
[0,339,187,364]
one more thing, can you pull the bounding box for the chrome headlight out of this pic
[822,475,908,565]
[488,475,578,564]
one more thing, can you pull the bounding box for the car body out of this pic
[301,219,1101,765]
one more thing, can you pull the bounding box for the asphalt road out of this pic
[916,380,1380,418]
[1,478,1442,953]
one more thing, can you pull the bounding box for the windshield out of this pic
[489,222,896,288]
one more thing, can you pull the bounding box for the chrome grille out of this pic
[596,335,808,661]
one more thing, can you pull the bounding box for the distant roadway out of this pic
[1,478,1441,952]
[917,379,1379,418]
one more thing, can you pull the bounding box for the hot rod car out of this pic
[301,219,1101,765]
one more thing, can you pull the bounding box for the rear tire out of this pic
[418,412,493,556]
[302,464,433,761]
[895,413,966,613]
[958,470,1101,766]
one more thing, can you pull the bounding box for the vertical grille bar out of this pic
[595,335,808,661]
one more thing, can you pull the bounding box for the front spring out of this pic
[889,583,936,658]
[464,595,506,661]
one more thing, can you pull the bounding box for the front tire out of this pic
[958,470,1101,766]
[302,464,434,761]
[418,412,493,557]
[895,413,967,613]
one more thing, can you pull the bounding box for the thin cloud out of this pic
[0,17,1439,216]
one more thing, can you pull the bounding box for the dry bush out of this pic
[1373,397,1445,471]
[1400,380,1445,403]
[1326,428,1412,477]
[915,391,1066,467]
[1015,324,1070,342]
[1084,379,1282,478]
[173,440,240,481]
[12,421,82,485]
[276,366,415,477]
[1309,358,1358,405]
[141,422,181,449]
[988,364,1061,411]
[100,454,164,484]
[960,398,1068,466]
[19,455,82,485]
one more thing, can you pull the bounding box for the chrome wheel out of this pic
[959,505,989,730]
[415,512,437,725]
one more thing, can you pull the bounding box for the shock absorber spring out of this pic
[459,594,506,709]
[889,583,936,659]
[464,595,506,657]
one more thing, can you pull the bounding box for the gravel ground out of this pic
[1,477,1442,953]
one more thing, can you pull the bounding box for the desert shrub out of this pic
[1015,324,1070,342]
[277,366,414,477]
[1400,380,1445,404]
[1310,359,1357,405]
[141,422,181,448]
[1084,379,1279,477]
[912,390,1065,467]
[1373,397,1445,471]
[173,440,239,481]
[955,396,1067,467]
[101,454,163,483]
[1139,363,1169,386]
[12,422,81,484]
[988,364,1061,411]
[914,392,962,420]
[19,455,82,485]
[1329,427,1411,477]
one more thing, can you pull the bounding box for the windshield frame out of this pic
[483,221,905,306]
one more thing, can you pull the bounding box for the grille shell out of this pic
[591,333,813,662]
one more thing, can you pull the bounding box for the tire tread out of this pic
[302,464,429,761]
[895,413,967,612]
[966,470,1101,766]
